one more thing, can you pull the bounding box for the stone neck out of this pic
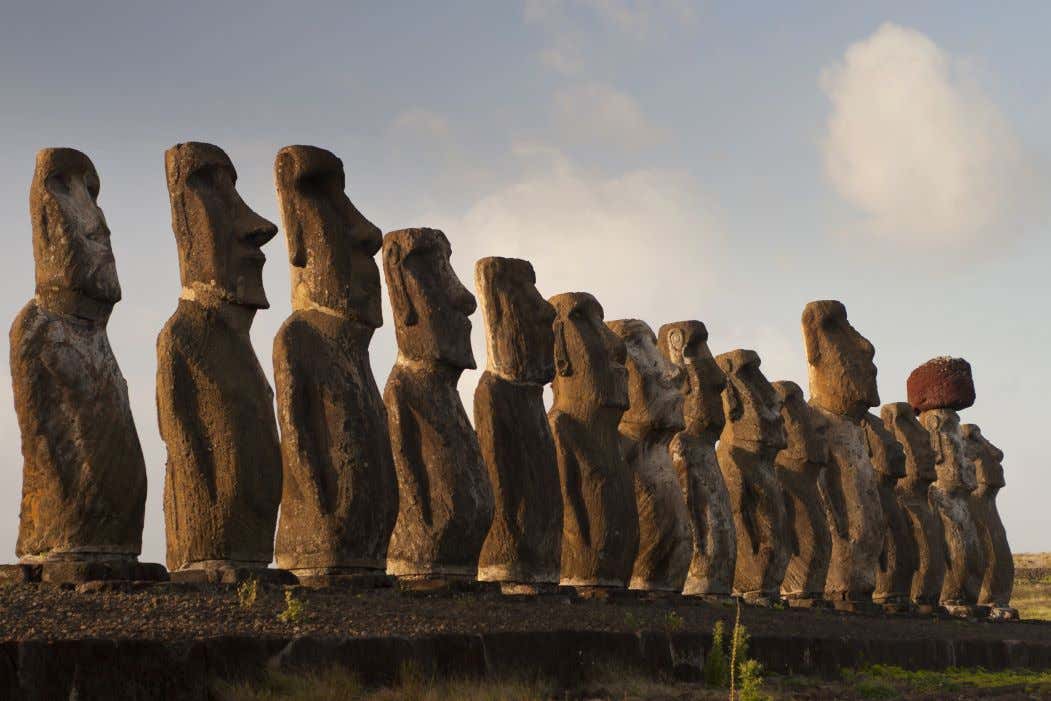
[722,439,779,462]
[295,307,375,346]
[810,397,864,423]
[682,419,722,444]
[551,400,624,427]
[484,366,544,386]
[619,420,678,446]
[179,289,256,335]
[900,475,934,494]
[972,484,1000,499]
[395,352,465,382]
[36,287,113,323]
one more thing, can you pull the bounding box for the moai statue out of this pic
[382,228,494,586]
[909,357,985,617]
[158,143,287,581]
[474,257,562,594]
[715,349,789,606]
[882,402,946,615]
[7,148,160,583]
[271,146,398,583]
[549,292,639,591]
[658,321,736,601]
[801,300,883,612]
[771,381,832,608]
[608,319,691,593]
[862,412,918,613]
[963,424,1017,620]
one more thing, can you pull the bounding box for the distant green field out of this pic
[1013,552,1051,620]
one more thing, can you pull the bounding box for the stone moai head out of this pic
[801,300,879,420]
[657,321,726,437]
[274,145,383,328]
[716,349,787,451]
[772,380,830,469]
[549,292,628,413]
[881,403,938,485]
[31,148,121,311]
[608,319,685,432]
[919,409,977,492]
[165,142,278,309]
[962,424,1005,489]
[863,412,907,480]
[383,228,476,369]
[475,257,556,384]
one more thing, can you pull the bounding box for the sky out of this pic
[0,1,1048,562]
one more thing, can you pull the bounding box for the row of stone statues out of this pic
[8,144,1014,619]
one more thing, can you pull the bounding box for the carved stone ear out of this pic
[287,217,307,268]
[553,319,572,377]
[724,380,743,421]
[802,323,820,365]
[384,241,418,327]
[929,415,946,465]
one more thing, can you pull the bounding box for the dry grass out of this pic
[1013,552,1051,621]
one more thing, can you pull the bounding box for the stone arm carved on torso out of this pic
[384,379,431,527]
[670,435,705,551]
[817,465,848,539]
[550,411,592,548]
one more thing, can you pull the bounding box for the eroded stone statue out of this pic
[881,402,945,614]
[548,292,638,589]
[609,319,691,593]
[801,300,883,611]
[716,349,788,605]
[658,321,736,600]
[382,228,493,583]
[158,142,285,578]
[271,145,398,581]
[862,412,918,613]
[772,381,832,608]
[474,257,562,593]
[10,148,150,580]
[963,424,1017,620]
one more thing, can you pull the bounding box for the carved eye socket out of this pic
[45,174,70,196]
[85,174,100,199]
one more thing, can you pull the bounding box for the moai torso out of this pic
[548,293,638,588]
[382,228,493,578]
[963,424,1015,618]
[882,402,945,608]
[909,357,984,611]
[772,381,832,603]
[610,319,691,592]
[658,321,735,598]
[802,300,883,604]
[271,146,398,575]
[716,349,788,602]
[863,411,918,609]
[11,148,146,562]
[157,142,282,571]
[474,257,562,586]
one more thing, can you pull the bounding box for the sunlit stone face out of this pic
[802,300,879,420]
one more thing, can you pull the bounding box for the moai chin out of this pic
[881,402,946,614]
[382,228,494,583]
[909,357,985,617]
[862,411,919,613]
[157,142,285,575]
[658,321,736,601]
[772,381,832,608]
[474,257,563,593]
[609,319,691,593]
[10,148,148,574]
[963,424,1017,620]
[715,349,789,606]
[802,300,883,611]
[548,292,639,590]
[271,145,398,580]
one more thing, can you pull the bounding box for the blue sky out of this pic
[1,1,1048,560]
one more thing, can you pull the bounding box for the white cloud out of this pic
[390,108,452,141]
[552,82,662,148]
[580,0,696,37]
[539,42,584,76]
[821,23,1039,245]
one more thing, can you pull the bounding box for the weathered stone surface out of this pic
[907,356,975,413]
[10,148,147,565]
[715,350,788,603]
[474,257,561,586]
[802,300,883,604]
[382,228,493,578]
[963,424,1016,619]
[772,381,832,604]
[271,145,398,575]
[862,412,918,609]
[919,408,985,613]
[608,319,691,592]
[158,142,282,572]
[882,402,946,609]
[657,321,735,598]
[548,292,638,588]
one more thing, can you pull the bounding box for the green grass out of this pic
[1013,577,1051,620]
[845,665,1051,697]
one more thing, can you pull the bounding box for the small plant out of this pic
[737,658,771,701]
[278,589,304,623]
[663,611,684,632]
[623,611,642,630]
[236,577,258,610]
[703,620,729,688]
